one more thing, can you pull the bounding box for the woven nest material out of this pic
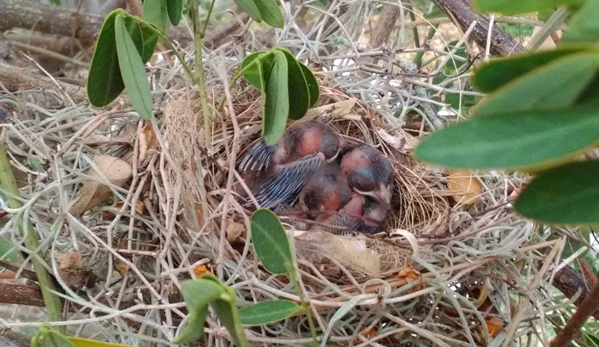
[0,28,558,347]
[163,76,450,283]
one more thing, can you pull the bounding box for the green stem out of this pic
[201,0,218,37]
[414,24,438,68]
[190,0,214,152]
[289,268,319,347]
[0,139,63,327]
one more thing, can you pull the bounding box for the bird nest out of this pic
[164,76,450,282]
[0,17,562,347]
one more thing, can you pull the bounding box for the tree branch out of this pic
[0,0,191,47]
[430,0,526,56]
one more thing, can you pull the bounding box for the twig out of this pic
[0,131,63,326]
[526,7,568,51]
[550,281,599,347]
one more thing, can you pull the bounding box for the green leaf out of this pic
[239,300,302,326]
[414,106,599,170]
[233,0,263,23]
[276,48,310,120]
[515,161,599,224]
[87,10,124,107]
[472,0,585,15]
[473,53,599,117]
[115,14,153,120]
[174,279,226,344]
[254,0,284,28]
[69,338,135,347]
[166,0,184,26]
[208,290,250,347]
[122,16,158,64]
[142,0,169,34]
[472,46,590,92]
[174,305,209,344]
[250,208,293,275]
[139,22,159,63]
[562,0,599,44]
[300,63,319,108]
[31,324,74,347]
[263,50,289,146]
[0,237,19,262]
[241,52,274,90]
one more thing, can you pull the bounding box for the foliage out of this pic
[174,210,309,345]
[82,0,315,345]
[415,0,599,225]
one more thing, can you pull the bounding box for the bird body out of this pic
[340,144,393,208]
[240,121,394,235]
[240,120,343,209]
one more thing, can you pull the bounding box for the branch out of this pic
[430,0,526,56]
[0,0,191,47]
[550,281,599,347]
[0,62,87,103]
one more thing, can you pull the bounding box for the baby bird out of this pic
[298,163,352,219]
[340,144,394,208]
[240,120,343,209]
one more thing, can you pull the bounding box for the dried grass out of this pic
[0,2,567,346]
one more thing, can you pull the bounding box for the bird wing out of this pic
[239,138,278,172]
[254,153,325,209]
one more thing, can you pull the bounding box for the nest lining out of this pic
[0,20,559,346]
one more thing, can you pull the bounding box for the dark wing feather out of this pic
[254,153,324,209]
[239,139,278,172]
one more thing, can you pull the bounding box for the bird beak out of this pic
[353,184,391,208]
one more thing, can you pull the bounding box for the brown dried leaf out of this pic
[446,170,482,205]
[397,266,423,293]
[69,155,133,216]
[294,230,381,276]
[225,219,245,242]
[139,122,158,164]
[304,99,357,120]
[55,250,84,288]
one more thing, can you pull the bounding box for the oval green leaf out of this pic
[263,50,289,146]
[414,106,599,170]
[208,297,250,347]
[276,48,310,120]
[166,0,183,26]
[115,14,153,120]
[69,338,135,347]
[173,305,209,344]
[173,279,226,344]
[241,51,274,90]
[250,208,293,275]
[122,16,158,63]
[300,63,320,107]
[239,300,302,326]
[254,0,284,28]
[473,53,599,117]
[142,0,168,34]
[472,46,590,93]
[233,0,262,23]
[515,161,599,224]
[473,0,585,15]
[562,0,599,44]
[87,10,125,107]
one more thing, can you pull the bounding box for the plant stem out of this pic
[0,136,63,327]
[190,0,214,152]
[201,0,218,37]
[289,269,319,347]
